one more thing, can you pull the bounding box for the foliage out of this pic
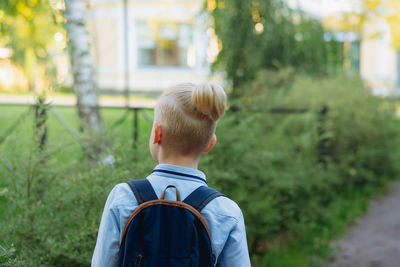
[363,0,400,50]
[201,69,400,263]
[207,0,345,93]
[259,182,386,267]
[0,243,25,266]
[323,0,400,51]
[0,106,154,266]
[323,12,362,33]
[0,0,64,91]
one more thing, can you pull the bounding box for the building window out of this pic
[137,21,194,67]
[349,41,360,73]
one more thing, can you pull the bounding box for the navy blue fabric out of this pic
[117,182,222,267]
[183,186,225,212]
[117,204,214,267]
[126,180,158,204]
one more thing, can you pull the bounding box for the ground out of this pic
[326,182,400,267]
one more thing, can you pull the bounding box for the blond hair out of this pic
[155,83,227,155]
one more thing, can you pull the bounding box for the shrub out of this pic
[0,109,155,266]
[202,69,400,257]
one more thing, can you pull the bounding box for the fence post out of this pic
[133,108,139,148]
[317,105,329,165]
[35,96,48,150]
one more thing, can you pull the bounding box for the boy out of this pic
[92,83,251,266]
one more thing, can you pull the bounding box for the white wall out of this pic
[360,19,398,95]
[87,0,219,93]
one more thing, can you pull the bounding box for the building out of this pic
[360,18,400,95]
[86,0,221,95]
[290,0,400,95]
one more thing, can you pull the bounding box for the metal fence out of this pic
[0,100,329,163]
[0,100,154,150]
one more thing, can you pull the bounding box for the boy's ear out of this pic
[153,123,163,144]
[203,135,217,154]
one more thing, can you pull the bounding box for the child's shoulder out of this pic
[202,192,243,221]
[106,182,139,207]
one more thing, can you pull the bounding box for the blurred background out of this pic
[1,0,399,95]
[1,0,400,266]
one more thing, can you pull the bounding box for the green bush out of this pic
[0,108,155,266]
[202,69,400,259]
[0,137,155,266]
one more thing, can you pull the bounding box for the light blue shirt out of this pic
[92,164,251,267]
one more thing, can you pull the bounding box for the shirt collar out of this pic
[152,164,207,184]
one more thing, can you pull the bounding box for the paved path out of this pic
[326,182,400,267]
[0,94,156,108]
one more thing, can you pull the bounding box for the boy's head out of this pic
[150,82,227,162]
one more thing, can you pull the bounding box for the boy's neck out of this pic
[158,153,199,170]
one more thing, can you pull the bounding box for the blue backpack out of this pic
[117,179,225,267]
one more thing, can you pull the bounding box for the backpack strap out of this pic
[183,186,225,212]
[126,179,158,205]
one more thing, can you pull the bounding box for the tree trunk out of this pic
[65,0,105,157]
[65,0,102,132]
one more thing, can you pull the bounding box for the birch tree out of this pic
[64,0,105,157]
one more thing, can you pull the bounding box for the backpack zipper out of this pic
[135,254,143,267]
